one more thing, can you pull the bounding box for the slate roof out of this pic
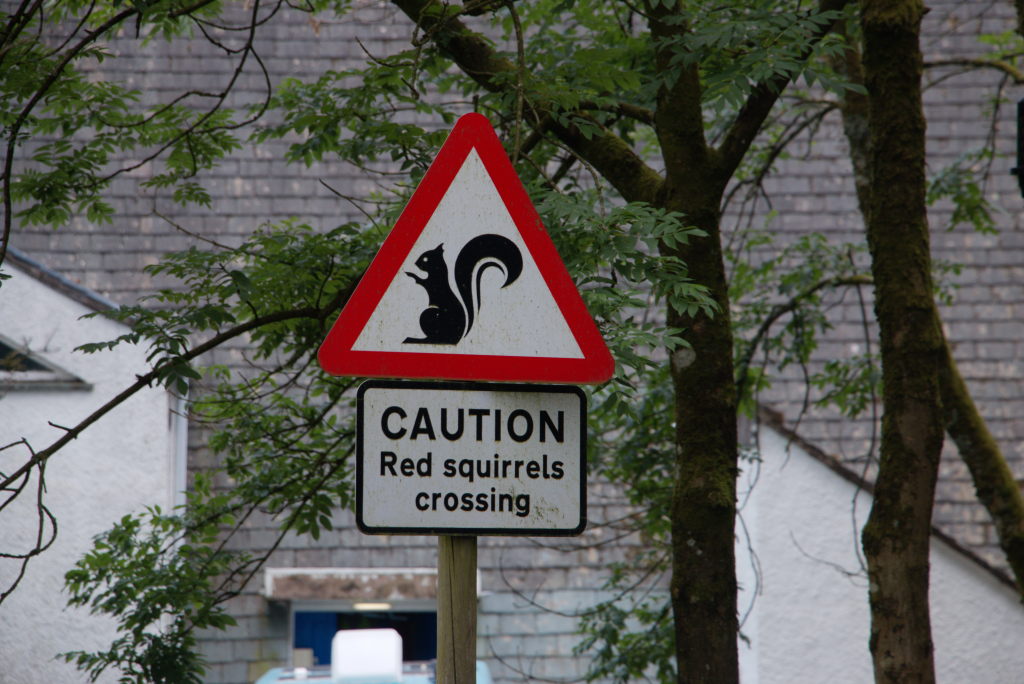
[5,247,121,315]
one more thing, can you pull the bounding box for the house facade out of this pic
[0,250,182,684]
[738,412,1024,683]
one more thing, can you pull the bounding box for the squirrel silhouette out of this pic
[403,233,523,345]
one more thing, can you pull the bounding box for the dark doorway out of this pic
[293,610,437,666]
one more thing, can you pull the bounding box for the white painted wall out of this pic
[0,264,179,684]
[738,424,1024,683]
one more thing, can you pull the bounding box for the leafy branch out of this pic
[735,273,872,402]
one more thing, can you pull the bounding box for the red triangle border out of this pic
[318,113,614,385]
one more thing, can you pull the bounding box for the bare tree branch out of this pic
[735,274,873,402]
[939,342,1024,596]
[925,57,1024,83]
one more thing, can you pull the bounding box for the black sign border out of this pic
[356,379,587,536]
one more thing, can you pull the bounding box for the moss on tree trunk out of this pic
[859,2,945,682]
[938,341,1024,595]
[838,12,1024,601]
[664,193,739,684]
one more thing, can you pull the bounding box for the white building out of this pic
[739,412,1024,683]
[0,249,184,684]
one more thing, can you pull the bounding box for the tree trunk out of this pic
[647,7,740,681]
[665,196,739,684]
[836,20,1024,599]
[938,341,1024,594]
[859,2,945,682]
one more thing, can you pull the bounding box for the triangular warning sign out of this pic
[318,113,614,384]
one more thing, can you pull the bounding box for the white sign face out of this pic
[351,150,584,359]
[356,380,586,536]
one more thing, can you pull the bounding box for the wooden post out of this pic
[437,535,477,684]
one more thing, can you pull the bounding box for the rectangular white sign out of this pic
[356,380,586,535]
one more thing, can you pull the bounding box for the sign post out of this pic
[318,112,613,684]
[437,535,477,684]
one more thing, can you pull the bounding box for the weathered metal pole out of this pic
[436,535,477,684]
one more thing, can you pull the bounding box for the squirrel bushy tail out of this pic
[454,233,523,336]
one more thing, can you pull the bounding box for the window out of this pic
[0,339,48,372]
[0,335,90,391]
